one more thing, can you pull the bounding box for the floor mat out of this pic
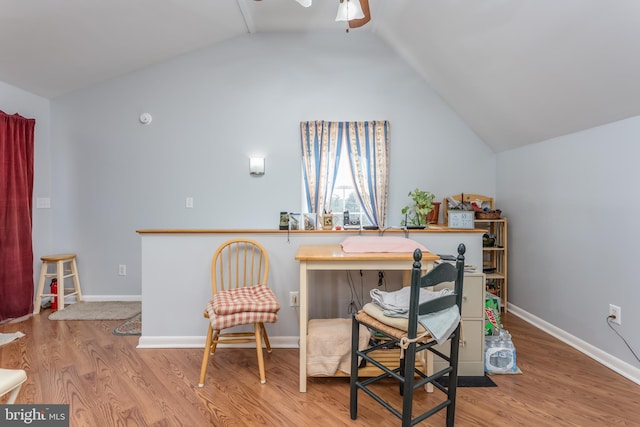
[113,312,141,336]
[434,375,497,387]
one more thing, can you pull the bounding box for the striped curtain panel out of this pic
[300,121,343,214]
[344,121,390,227]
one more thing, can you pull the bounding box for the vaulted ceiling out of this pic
[2,0,639,152]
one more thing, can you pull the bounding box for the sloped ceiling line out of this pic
[236,0,255,34]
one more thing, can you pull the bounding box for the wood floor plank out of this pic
[1,310,639,426]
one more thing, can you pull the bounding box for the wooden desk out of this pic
[295,244,439,392]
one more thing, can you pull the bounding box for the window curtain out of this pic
[0,111,35,321]
[300,121,342,213]
[344,121,390,227]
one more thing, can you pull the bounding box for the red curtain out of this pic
[0,111,35,321]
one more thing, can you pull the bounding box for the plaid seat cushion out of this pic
[207,309,279,330]
[211,284,280,315]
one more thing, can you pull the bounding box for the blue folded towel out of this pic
[417,305,460,345]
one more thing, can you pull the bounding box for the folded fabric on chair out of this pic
[211,284,280,315]
[364,298,460,345]
[206,308,279,330]
[370,286,452,315]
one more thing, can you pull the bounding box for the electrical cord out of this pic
[606,315,640,362]
[346,270,364,313]
[377,270,387,290]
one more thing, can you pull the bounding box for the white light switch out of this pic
[186,197,194,208]
[36,197,51,209]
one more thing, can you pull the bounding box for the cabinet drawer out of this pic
[432,273,484,319]
[432,319,484,363]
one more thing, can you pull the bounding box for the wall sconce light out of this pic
[249,157,265,176]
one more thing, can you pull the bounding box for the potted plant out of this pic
[401,188,436,227]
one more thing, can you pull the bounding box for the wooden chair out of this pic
[0,368,27,404]
[350,244,466,427]
[442,193,494,224]
[198,239,280,387]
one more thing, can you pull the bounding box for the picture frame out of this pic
[289,213,301,231]
[303,213,317,230]
[322,213,333,230]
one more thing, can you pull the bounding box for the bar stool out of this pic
[0,368,27,404]
[33,254,83,314]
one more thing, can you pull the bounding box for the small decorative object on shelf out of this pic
[447,210,475,229]
[444,194,476,229]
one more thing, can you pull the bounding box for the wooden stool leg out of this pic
[56,260,65,311]
[33,262,49,315]
[70,258,82,302]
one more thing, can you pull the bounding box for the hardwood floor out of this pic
[1,310,639,426]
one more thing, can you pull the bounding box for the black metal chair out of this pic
[350,244,466,427]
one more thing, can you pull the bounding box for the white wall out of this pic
[138,230,482,344]
[497,116,640,369]
[48,32,495,298]
[0,81,51,287]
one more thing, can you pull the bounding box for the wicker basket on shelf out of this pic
[475,210,502,220]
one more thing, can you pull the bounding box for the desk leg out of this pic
[299,262,308,392]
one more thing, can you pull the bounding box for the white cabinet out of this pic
[432,273,485,376]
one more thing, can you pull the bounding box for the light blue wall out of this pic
[497,116,640,368]
[48,32,494,297]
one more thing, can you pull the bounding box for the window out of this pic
[300,120,389,228]
[329,143,369,225]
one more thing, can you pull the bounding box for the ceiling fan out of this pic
[256,0,371,29]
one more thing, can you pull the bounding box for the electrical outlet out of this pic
[118,264,127,276]
[289,291,299,307]
[609,304,621,325]
[185,197,194,208]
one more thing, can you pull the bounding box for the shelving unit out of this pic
[442,193,508,312]
[475,217,508,312]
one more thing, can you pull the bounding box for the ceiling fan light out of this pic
[335,0,364,22]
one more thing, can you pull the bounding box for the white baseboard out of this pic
[80,295,142,302]
[137,335,300,349]
[508,303,640,386]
